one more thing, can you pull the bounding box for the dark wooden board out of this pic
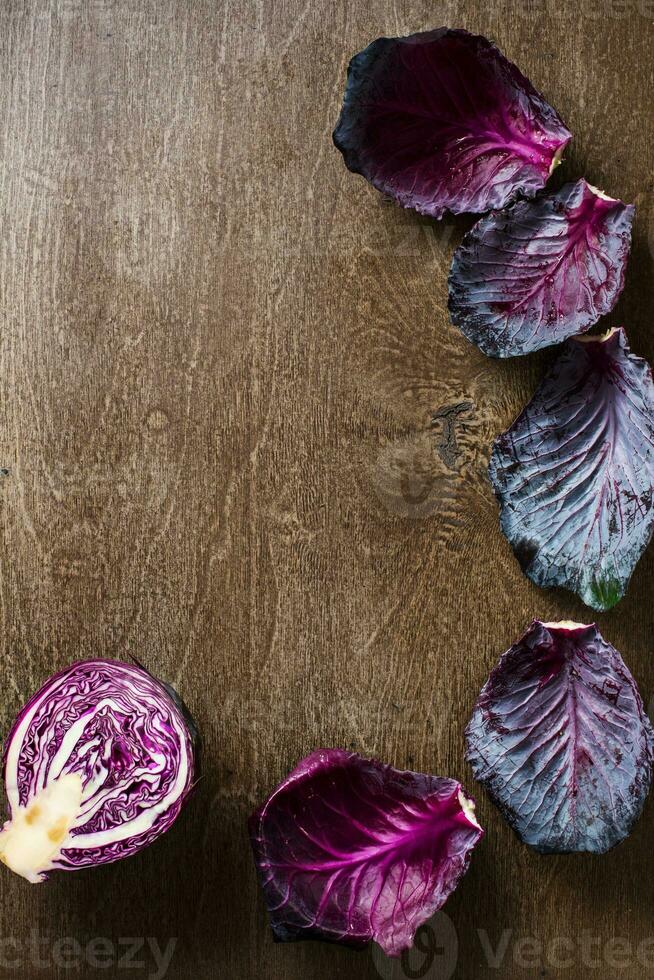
[0,1,653,977]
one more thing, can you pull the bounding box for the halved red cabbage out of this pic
[465,620,654,854]
[0,660,197,882]
[249,749,483,957]
[489,328,654,610]
[333,28,572,219]
[449,180,634,357]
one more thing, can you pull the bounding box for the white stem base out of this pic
[0,774,83,883]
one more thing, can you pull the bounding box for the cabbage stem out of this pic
[0,774,83,883]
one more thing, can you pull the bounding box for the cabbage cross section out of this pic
[0,660,197,882]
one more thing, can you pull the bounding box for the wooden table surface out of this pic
[1,1,653,978]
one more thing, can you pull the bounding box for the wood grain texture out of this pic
[0,1,653,977]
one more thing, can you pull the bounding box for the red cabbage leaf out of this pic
[465,620,654,854]
[449,180,634,357]
[333,28,572,219]
[489,329,654,610]
[249,749,483,957]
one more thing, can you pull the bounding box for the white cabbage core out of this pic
[586,183,616,202]
[457,788,481,829]
[542,620,592,629]
[576,327,618,344]
[0,774,83,883]
[548,144,565,175]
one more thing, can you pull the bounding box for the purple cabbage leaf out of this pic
[465,620,654,854]
[333,28,572,219]
[489,328,654,611]
[449,180,634,357]
[0,660,197,882]
[249,749,483,957]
